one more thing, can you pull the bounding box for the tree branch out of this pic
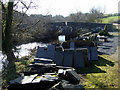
[13,0,20,7]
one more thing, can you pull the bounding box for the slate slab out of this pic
[70,42,75,49]
[90,47,98,60]
[63,49,74,67]
[34,58,53,64]
[54,51,64,66]
[36,47,47,58]
[47,51,55,60]
[10,74,38,84]
[47,45,56,51]
[74,49,85,68]
[65,70,80,84]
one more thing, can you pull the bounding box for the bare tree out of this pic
[88,7,103,22]
[68,12,83,22]
[2,0,18,83]
[1,0,39,83]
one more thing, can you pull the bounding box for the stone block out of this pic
[63,50,74,67]
[47,45,55,51]
[90,47,98,60]
[70,42,75,49]
[74,49,85,68]
[47,51,55,60]
[65,70,80,84]
[54,52,64,66]
[36,47,47,58]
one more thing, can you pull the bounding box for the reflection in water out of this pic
[15,42,48,58]
[0,42,48,70]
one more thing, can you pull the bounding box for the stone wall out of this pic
[48,22,113,32]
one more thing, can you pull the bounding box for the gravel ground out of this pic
[97,32,119,55]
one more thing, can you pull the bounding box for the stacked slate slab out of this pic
[65,70,80,84]
[36,45,56,60]
[35,41,98,68]
[83,46,91,60]
[63,49,74,67]
[9,74,59,90]
[36,47,47,58]
[47,45,56,59]
[54,48,88,68]
[90,47,98,60]
[70,42,75,49]
[54,51,64,66]
[63,41,98,60]
[81,46,98,60]
[74,48,88,68]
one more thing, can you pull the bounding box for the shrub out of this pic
[99,24,110,36]
[99,30,110,36]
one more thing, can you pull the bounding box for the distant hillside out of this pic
[101,16,120,23]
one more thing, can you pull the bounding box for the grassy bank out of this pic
[76,40,119,89]
[2,56,33,89]
[109,32,120,36]
[15,56,33,73]
[101,16,120,23]
[76,53,118,89]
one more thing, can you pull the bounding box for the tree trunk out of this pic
[3,1,16,63]
[2,0,17,82]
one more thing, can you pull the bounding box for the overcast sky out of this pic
[12,0,120,16]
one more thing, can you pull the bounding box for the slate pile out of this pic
[8,58,84,90]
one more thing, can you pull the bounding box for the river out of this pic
[0,42,49,71]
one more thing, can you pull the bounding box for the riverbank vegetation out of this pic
[2,56,33,89]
